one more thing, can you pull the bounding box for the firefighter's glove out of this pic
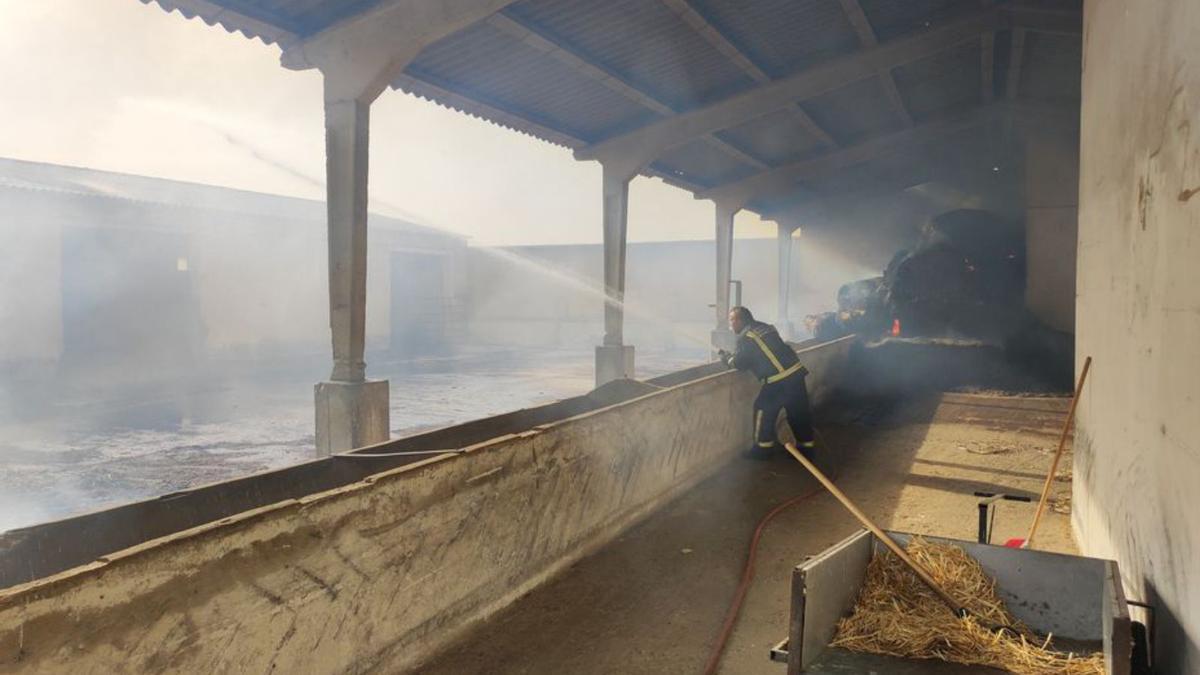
[717,349,732,366]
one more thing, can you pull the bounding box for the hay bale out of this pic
[832,537,1104,674]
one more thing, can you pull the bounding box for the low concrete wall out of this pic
[0,338,852,674]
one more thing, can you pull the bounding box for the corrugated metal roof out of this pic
[688,0,861,78]
[654,138,758,187]
[858,0,966,43]
[892,39,983,121]
[141,0,1081,212]
[801,77,905,145]
[505,0,756,112]
[140,0,299,45]
[0,157,458,238]
[715,109,826,166]
[408,21,659,143]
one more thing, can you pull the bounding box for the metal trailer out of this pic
[770,529,1131,674]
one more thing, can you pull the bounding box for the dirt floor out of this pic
[418,391,1078,675]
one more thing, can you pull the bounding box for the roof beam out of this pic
[838,0,914,127]
[486,12,768,172]
[280,0,519,102]
[1006,27,1026,100]
[700,105,997,207]
[575,4,1000,169]
[659,0,838,147]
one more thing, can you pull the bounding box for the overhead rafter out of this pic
[485,12,769,172]
[658,0,838,148]
[837,0,914,127]
[575,4,1001,169]
[700,105,997,207]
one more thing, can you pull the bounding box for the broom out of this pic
[1006,356,1092,549]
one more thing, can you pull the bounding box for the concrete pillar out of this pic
[776,222,798,340]
[315,83,389,455]
[711,202,739,354]
[595,163,635,386]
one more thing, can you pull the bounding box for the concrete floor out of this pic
[418,391,1077,674]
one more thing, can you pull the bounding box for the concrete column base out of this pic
[711,328,737,356]
[315,379,390,457]
[595,345,635,387]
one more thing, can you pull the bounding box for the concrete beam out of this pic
[700,105,996,207]
[838,0,914,127]
[282,0,519,103]
[659,0,838,148]
[575,4,1000,168]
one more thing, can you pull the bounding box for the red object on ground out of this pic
[702,487,824,675]
[1004,538,1026,548]
[891,318,902,336]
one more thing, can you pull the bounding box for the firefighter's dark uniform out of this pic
[722,321,815,453]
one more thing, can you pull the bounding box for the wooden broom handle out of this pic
[784,442,965,617]
[1025,356,1092,548]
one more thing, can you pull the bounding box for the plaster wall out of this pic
[0,193,62,364]
[1075,1,1200,671]
[0,338,851,674]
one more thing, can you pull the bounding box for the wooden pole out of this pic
[1024,355,1092,548]
[783,442,965,617]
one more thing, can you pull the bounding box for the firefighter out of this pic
[717,306,815,458]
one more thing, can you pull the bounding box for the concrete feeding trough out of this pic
[771,530,1131,674]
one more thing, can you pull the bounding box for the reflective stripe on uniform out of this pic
[754,409,763,444]
[765,361,806,383]
[758,440,777,448]
[745,330,786,375]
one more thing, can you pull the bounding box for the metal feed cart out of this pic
[770,530,1132,675]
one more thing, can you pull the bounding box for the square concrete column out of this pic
[776,222,798,340]
[711,202,738,354]
[596,164,635,386]
[316,89,389,456]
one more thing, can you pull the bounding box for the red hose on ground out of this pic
[702,432,837,675]
[700,488,822,675]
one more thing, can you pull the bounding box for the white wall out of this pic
[1075,1,1200,671]
[0,195,61,364]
